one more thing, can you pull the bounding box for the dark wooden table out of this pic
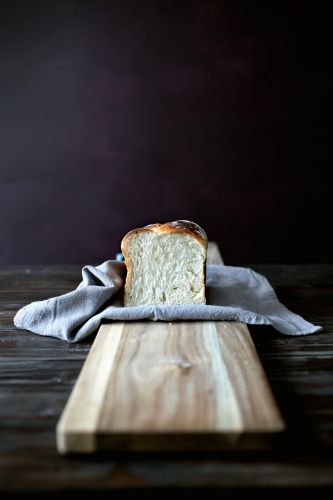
[1,265,333,496]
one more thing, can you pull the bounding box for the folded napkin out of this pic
[14,261,322,343]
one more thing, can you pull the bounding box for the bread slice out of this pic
[121,220,208,307]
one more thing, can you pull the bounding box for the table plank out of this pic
[0,263,332,491]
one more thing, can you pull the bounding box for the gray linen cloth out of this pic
[14,261,322,343]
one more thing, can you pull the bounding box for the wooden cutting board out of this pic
[56,243,284,453]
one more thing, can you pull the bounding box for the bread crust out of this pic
[121,220,208,254]
[121,220,208,306]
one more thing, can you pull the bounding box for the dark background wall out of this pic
[0,1,332,265]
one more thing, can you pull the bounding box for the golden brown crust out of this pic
[121,220,207,254]
[121,220,207,306]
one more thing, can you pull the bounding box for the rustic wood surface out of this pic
[57,323,283,453]
[57,242,283,453]
[0,262,333,493]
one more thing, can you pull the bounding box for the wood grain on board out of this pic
[56,243,284,453]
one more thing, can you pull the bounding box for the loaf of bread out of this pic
[121,220,208,307]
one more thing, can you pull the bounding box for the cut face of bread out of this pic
[121,221,207,307]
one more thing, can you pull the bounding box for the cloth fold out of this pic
[14,261,322,343]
